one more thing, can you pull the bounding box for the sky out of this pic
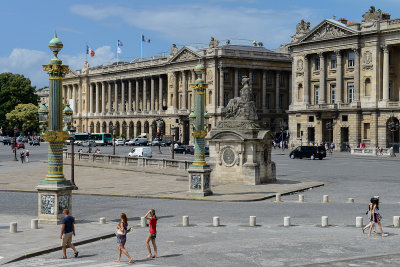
[0,0,398,89]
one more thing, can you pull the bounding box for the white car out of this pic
[128,147,152,158]
[115,139,125,146]
[126,140,135,146]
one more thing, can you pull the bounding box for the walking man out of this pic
[60,209,79,259]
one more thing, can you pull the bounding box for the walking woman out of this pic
[368,198,388,237]
[362,198,376,234]
[145,209,158,258]
[114,213,133,263]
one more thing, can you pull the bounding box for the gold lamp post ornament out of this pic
[36,32,74,224]
[187,61,212,196]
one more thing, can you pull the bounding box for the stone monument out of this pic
[206,77,276,185]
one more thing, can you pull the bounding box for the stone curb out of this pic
[1,232,116,265]
[0,182,324,202]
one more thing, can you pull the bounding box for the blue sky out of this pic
[0,0,397,88]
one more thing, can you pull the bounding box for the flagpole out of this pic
[85,43,88,62]
[117,40,119,65]
[141,33,143,59]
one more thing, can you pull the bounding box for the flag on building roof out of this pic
[86,45,95,57]
[118,40,123,46]
[142,34,150,43]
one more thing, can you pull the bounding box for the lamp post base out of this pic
[188,165,213,196]
[36,180,74,225]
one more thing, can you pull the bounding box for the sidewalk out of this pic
[0,160,323,202]
[0,214,118,265]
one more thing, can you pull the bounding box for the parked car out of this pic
[115,139,125,146]
[128,147,152,158]
[150,138,163,146]
[11,142,25,149]
[125,139,135,146]
[29,139,40,146]
[82,140,97,147]
[75,140,83,146]
[174,145,194,155]
[289,146,326,160]
[2,137,11,145]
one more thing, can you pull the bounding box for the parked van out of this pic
[128,147,152,158]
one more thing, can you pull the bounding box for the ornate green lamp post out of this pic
[187,61,212,196]
[36,32,74,224]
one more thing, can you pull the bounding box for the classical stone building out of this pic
[63,38,291,143]
[36,87,49,107]
[288,7,400,150]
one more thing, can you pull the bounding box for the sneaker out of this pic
[382,233,388,237]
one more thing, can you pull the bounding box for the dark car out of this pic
[2,137,11,145]
[30,139,40,146]
[289,146,326,160]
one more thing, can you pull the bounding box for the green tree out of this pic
[0,72,38,130]
[6,103,39,134]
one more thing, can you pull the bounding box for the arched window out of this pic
[297,83,303,101]
[365,78,371,96]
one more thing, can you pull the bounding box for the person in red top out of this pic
[144,209,158,258]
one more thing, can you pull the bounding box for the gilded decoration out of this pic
[42,130,70,142]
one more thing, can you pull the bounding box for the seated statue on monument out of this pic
[225,77,258,121]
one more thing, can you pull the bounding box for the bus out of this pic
[72,133,113,146]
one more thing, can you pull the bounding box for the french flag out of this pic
[86,45,95,57]
[142,34,150,43]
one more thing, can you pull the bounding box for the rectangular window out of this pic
[239,72,243,82]
[266,72,271,83]
[348,82,354,103]
[314,85,319,104]
[279,73,284,86]
[279,94,283,108]
[315,57,320,70]
[364,123,370,139]
[331,54,337,69]
[223,72,229,82]
[297,123,301,138]
[389,50,392,65]
[342,115,348,122]
[389,81,393,100]
[308,116,314,122]
[266,94,270,109]
[348,52,355,67]
[330,83,336,104]
[252,72,257,83]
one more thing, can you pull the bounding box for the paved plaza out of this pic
[1,144,400,266]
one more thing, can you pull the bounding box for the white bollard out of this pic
[141,217,146,227]
[213,216,220,227]
[299,194,304,203]
[393,216,400,228]
[321,216,328,227]
[275,194,281,202]
[284,216,291,227]
[10,222,17,233]
[356,217,363,228]
[323,195,329,203]
[347,198,354,203]
[31,219,38,229]
[249,216,256,227]
[183,216,189,227]
[99,217,106,224]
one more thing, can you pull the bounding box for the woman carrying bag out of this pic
[114,213,133,263]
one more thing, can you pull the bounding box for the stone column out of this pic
[128,80,132,113]
[382,46,390,101]
[182,71,188,110]
[101,82,106,114]
[288,73,292,106]
[303,55,310,103]
[234,68,239,97]
[191,70,196,110]
[135,80,139,112]
[89,83,94,114]
[159,76,163,111]
[335,50,343,103]
[173,72,178,110]
[121,80,125,113]
[262,70,267,111]
[143,78,147,111]
[78,84,82,114]
[219,67,224,107]
[319,53,326,104]
[151,77,155,112]
[354,48,360,102]
[114,81,119,113]
[95,82,100,114]
[71,85,76,112]
[107,82,112,114]
[275,71,280,109]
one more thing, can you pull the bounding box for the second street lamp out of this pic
[171,125,175,159]
[387,118,399,157]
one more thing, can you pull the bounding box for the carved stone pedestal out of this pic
[36,181,74,225]
[188,166,213,196]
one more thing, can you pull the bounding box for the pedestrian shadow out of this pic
[75,254,97,259]
[134,254,183,263]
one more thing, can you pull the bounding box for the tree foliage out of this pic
[0,72,38,130]
[6,103,40,134]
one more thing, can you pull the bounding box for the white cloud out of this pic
[70,4,314,48]
[0,46,116,88]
